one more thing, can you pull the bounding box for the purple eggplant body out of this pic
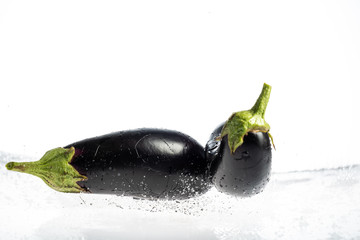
[65,128,210,200]
[206,123,272,197]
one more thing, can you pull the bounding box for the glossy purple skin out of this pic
[205,123,272,197]
[65,129,211,200]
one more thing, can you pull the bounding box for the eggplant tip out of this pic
[6,162,14,170]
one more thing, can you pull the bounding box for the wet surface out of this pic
[1,152,359,240]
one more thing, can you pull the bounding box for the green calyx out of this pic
[6,147,87,193]
[218,83,275,153]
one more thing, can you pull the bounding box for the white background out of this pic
[1,0,360,172]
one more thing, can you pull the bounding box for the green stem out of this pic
[219,83,274,153]
[6,147,87,193]
[250,83,271,117]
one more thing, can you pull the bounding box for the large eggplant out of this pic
[6,129,211,200]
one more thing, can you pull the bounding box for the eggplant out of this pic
[206,83,274,197]
[5,83,274,200]
[6,129,211,200]
[206,123,272,196]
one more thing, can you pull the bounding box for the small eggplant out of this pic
[6,129,210,200]
[206,83,274,197]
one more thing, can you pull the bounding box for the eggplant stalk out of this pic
[218,83,275,153]
[6,147,87,193]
